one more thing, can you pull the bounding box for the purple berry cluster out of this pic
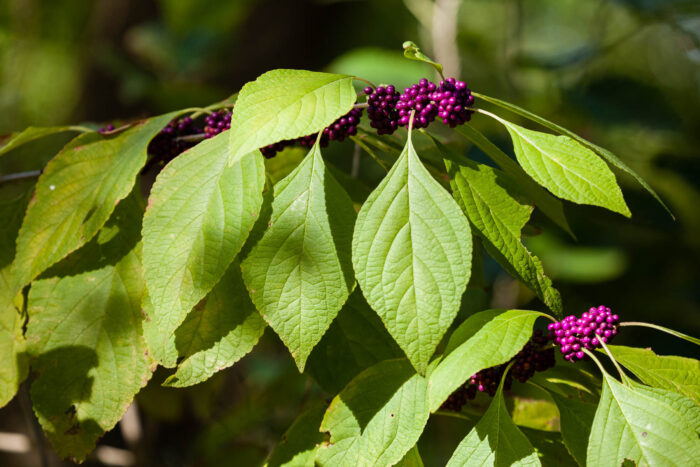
[396,79,438,129]
[365,85,400,135]
[441,330,555,412]
[363,77,475,134]
[548,306,619,362]
[433,78,475,128]
[260,108,363,159]
[147,116,201,163]
[98,124,115,134]
[260,141,289,159]
[204,111,232,138]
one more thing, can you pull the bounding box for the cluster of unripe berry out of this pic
[548,305,619,361]
[441,330,555,412]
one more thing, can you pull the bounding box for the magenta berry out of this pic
[147,116,202,163]
[396,78,438,129]
[431,77,475,127]
[260,108,363,158]
[204,110,232,138]
[548,305,620,362]
[365,85,400,135]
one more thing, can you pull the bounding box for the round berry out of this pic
[431,78,475,127]
[204,111,232,138]
[548,306,620,362]
[366,86,400,135]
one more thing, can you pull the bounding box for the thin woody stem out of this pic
[0,170,42,184]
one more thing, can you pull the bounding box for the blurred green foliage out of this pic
[1,0,699,465]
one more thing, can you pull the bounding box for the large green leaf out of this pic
[11,112,180,294]
[316,359,430,467]
[163,261,266,388]
[0,125,87,158]
[446,377,540,466]
[142,133,265,366]
[0,185,32,408]
[228,69,356,165]
[27,195,152,462]
[549,391,596,466]
[441,148,562,315]
[265,401,326,467]
[0,133,84,407]
[606,345,700,404]
[352,130,472,374]
[485,114,630,216]
[472,92,672,218]
[242,142,356,371]
[305,290,404,394]
[429,309,544,412]
[587,372,700,466]
[455,124,572,237]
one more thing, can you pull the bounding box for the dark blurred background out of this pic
[1,0,699,465]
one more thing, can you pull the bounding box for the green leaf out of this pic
[163,260,266,388]
[402,41,444,76]
[519,427,577,466]
[242,142,356,371]
[265,146,305,183]
[529,366,600,403]
[549,392,596,466]
[11,112,180,294]
[352,131,472,374]
[228,69,356,165]
[0,183,32,408]
[305,290,404,394]
[395,445,424,467]
[440,144,562,315]
[142,133,265,366]
[316,359,430,467]
[0,295,25,409]
[510,395,560,432]
[472,92,672,218]
[27,194,152,462]
[446,377,540,466]
[429,309,544,412]
[265,401,327,467]
[454,124,572,237]
[0,125,88,158]
[485,114,630,216]
[327,162,373,205]
[605,345,700,404]
[587,372,700,467]
[633,383,700,428]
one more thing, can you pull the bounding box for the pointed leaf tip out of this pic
[352,134,471,374]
